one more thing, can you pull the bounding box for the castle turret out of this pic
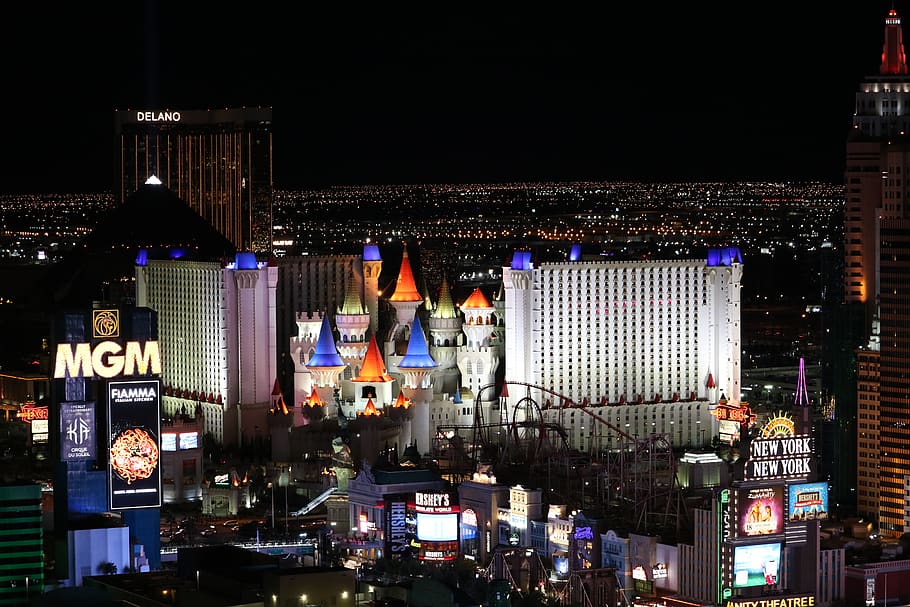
[388,243,423,334]
[335,273,371,380]
[350,335,394,417]
[289,311,324,411]
[362,243,383,335]
[457,288,500,422]
[305,315,347,416]
[428,277,463,396]
[397,314,437,453]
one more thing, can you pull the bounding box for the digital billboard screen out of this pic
[738,486,784,537]
[60,401,96,461]
[108,380,161,509]
[417,512,458,542]
[733,542,781,588]
[788,482,829,521]
[179,431,198,450]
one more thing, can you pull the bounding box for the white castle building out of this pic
[281,244,744,455]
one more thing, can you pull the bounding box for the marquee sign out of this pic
[19,403,48,423]
[53,340,161,379]
[726,594,816,607]
[745,434,813,481]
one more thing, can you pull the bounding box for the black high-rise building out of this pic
[114,107,273,253]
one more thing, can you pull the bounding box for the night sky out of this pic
[0,3,898,193]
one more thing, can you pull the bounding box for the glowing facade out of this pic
[502,249,743,411]
[136,252,278,446]
[115,107,273,253]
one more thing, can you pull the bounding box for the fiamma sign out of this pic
[53,341,161,379]
[136,111,181,122]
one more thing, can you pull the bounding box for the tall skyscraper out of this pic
[847,9,910,536]
[114,107,273,253]
[876,219,910,535]
[845,9,910,329]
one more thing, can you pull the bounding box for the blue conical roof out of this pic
[307,316,345,368]
[398,315,437,369]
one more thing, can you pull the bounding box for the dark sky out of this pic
[0,3,899,193]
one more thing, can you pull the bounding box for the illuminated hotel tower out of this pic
[846,9,910,330]
[136,250,278,447]
[115,107,273,253]
[502,247,742,421]
[847,9,910,536]
[877,220,910,535]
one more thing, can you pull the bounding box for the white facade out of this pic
[502,255,742,409]
[67,527,131,586]
[136,255,278,446]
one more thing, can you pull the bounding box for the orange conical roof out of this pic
[354,335,393,382]
[462,287,492,309]
[392,390,411,409]
[362,398,381,416]
[304,386,323,407]
[389,246,423,302]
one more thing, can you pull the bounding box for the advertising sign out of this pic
[745,434,813,481]
[179,432,198,450]
[417,513,458,542]
[788,482,829,521]
[108,380,161,509]
[162,433,177,452]
[733,543,781,588]
[726,594,816,607]
[60,401,96,461]
[385,495,412,559]
[738,486,784,537]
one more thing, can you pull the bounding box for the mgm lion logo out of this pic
[92,309,120,339]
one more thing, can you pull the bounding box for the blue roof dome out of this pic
[398,315,437,369]
[307,316,345,368]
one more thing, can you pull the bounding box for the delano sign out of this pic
[54,341,161,379]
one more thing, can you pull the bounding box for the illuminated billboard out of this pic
[788,482,829,521]
[738,486,784,537]
[162,433,177,452]
[733,542,781,588]
[60,401,96,461]
[108,380,161,509]
[417,513,458,542]
[179,432,198,450]
[384,494,414,559]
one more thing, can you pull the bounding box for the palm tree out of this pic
[98,561,118,575]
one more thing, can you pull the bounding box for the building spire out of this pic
[881,7,908,75]
[431,277,458,319]
[339,271,365,315]
[389,243,423,302]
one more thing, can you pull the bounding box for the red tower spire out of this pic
[881,8,908,75]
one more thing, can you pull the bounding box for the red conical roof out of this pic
[706,373,716,389]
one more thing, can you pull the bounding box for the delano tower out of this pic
[114,107,273,253]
